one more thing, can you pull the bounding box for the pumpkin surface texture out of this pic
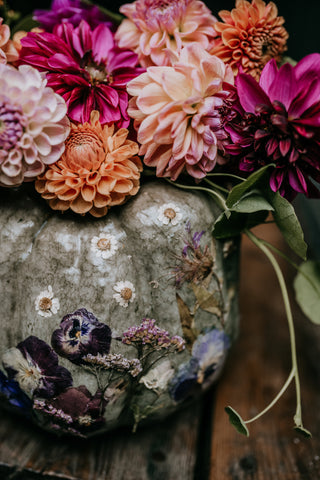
[0,181,239,437]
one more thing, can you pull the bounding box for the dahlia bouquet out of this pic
[0,0,319,437]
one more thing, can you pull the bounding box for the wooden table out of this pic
[1,223,320,479]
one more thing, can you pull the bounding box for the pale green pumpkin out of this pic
[0,181,239,437]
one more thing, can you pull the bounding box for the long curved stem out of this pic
[166,179,228,211]
[245,229,304,428]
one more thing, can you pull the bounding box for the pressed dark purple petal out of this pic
[288,167,308,194]
[279,138,291,157]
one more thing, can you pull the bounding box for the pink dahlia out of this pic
[127,44,235,180]
[0,64,69,187]
[226,55,320,199]
[18,21,144,126]
[115,0,219,67]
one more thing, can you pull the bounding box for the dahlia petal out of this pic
[47,53,79,72]
[294,53,320,82]
[127,72,152,96]
[288,77,320,118]
[236,73,271,112]
[92,24,114,64]
[107,49,139,71]
[259,59,278,93]
[137,113,159,144]
[268,63,295,110]
[81,184,96,202]
[71,195,93,214]
[136,82,169,114]
[34,133,52,156]
[97,177,117,194]
[288,167,308,194]
[270,169,284,192]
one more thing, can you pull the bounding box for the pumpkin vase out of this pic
[0,181,239,437]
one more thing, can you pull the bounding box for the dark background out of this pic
[9,0,320,60]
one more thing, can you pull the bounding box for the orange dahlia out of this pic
[210,0,288,80]
[35,111,142,217]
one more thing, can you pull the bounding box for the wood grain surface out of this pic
[1,222,320,479]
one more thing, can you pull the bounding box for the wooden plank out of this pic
[209,223,320,479]
[0,399,202,479]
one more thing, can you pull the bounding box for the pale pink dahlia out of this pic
[18,21,144,126]
[115,0,219,67]
[0,64,70,187]
[127,44,235,180]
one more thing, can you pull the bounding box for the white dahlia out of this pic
[0,64,70,186]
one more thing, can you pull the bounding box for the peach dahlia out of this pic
[211,0,288,80]
[35,111,142,217]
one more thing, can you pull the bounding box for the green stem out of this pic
[166,179,228,211]
[206,172,245,182]
[259,238,320,296]
[203,178,229,194]
[245,229,304,428]
[244,368,295,424]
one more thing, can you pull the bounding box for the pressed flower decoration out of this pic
[0,0,319,440]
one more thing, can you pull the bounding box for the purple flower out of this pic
[34,0,113,32]
[170,329,229,402]
[51,308,112,364]
[2,336,73,399]
[0,370,32,415]
[122,318,185,353]
[226,55,320,200]
[34,385,105,436]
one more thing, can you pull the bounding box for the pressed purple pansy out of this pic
[51,308,112,364]
[226,54,320,200]
[34,0,113,32]
[170,329,229,402]
[18,20,144,126]
[2,336,73,399]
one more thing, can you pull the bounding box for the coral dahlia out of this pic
[115,0,219,67]
[211,0,288,80]
[226,55,320,199]
[18,21,144,126]
[0,64,69,187]
[127,43,235,180]
[35,110,142,217]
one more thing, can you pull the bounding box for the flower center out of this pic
[0,99,26,150]
[121,287,133,301]
[97,238,111,250]
[65,129,104,171]
[144,0,186,31]
[39,297,52,311]
[164,207,176,220]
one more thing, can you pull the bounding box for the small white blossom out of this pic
[158,203,183,226]
[139,360,174,392]
[113,281,136,308]
[90,233,119,259]
[35,286,60,317]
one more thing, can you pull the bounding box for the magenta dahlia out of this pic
[226,55,320,199]
[18,21,144,127]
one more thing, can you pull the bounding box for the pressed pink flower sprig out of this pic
[127,43,236,180]
[226,55,320,199]
[18,20,144,127]
[115,0,219,67]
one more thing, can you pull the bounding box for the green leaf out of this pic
[11,14,39,35]
[225,406,249,436]
[294,261,320,324]
[266,192,307,260]
[213,210,269,239]
[226,165,274,208]
[231,193,274,214]
[294,426,312,438]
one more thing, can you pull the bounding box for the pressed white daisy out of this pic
[113,281,136,308]
[90,233,119,259]
[157,203,183,226]
[35,285,60,317]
